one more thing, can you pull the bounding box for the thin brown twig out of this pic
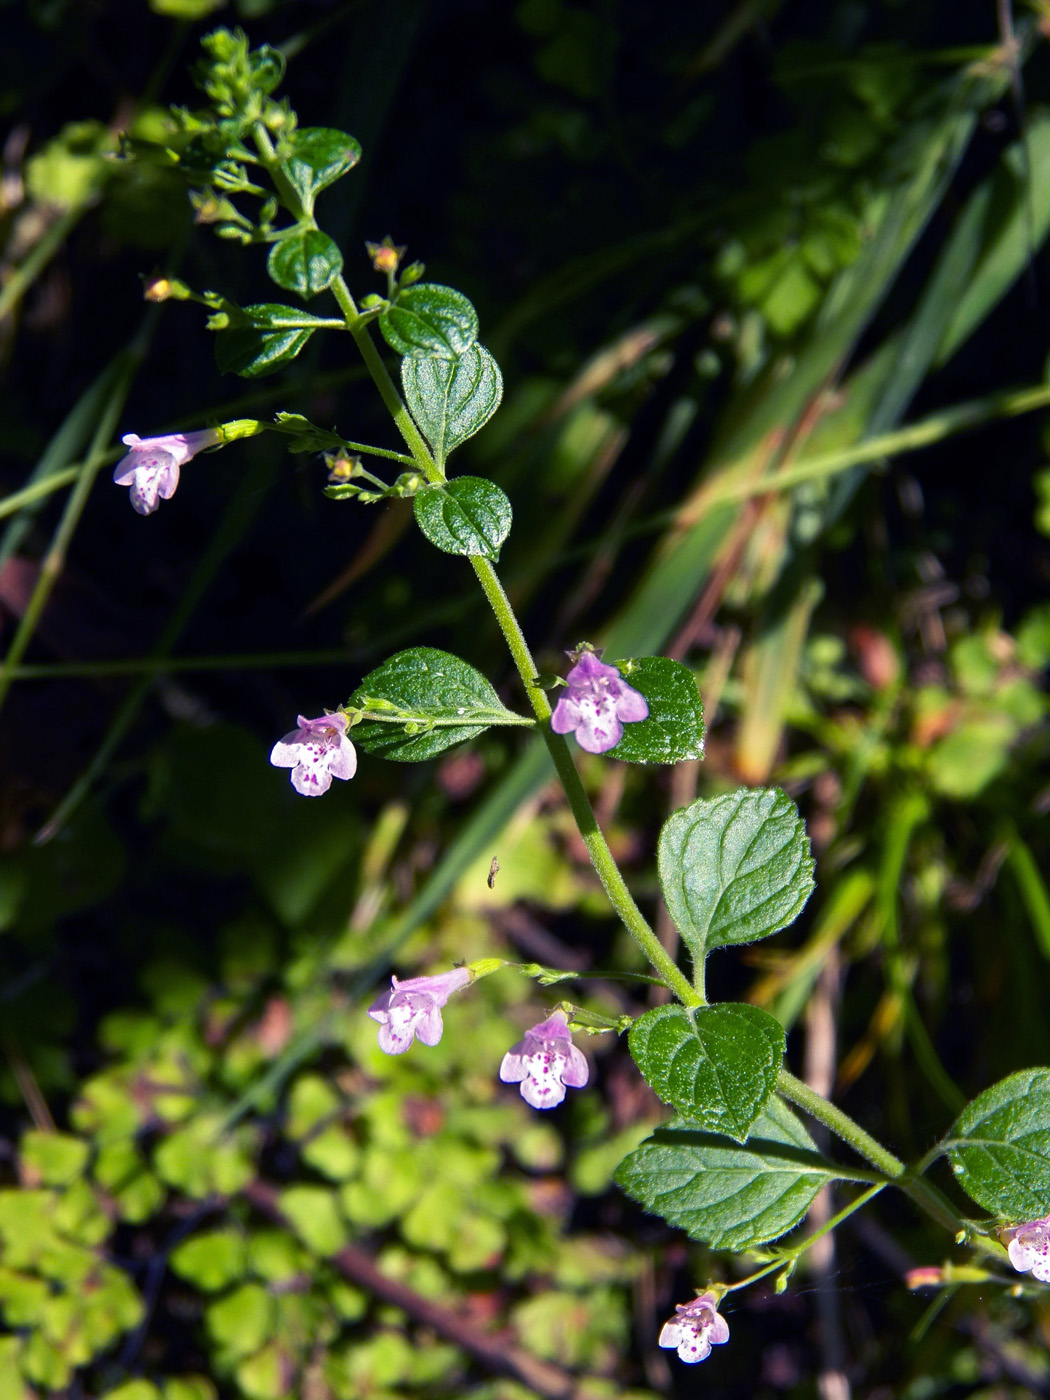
[244,1180,611,1400]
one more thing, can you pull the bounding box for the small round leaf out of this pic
[947,1068,1050,1219]
[629,1003,785,1142]
[278,127,361,212]
[605,656,705,765]
[380,284,478,359]
[413,477,512,561]
[267,228,343,299]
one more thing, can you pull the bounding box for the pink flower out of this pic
[270,712,357,796]
[368,968,472,1054]
[499,1009,589,1110]
[658,1291,730,1364]
[113,429,222,515]
[1004,1216,1050,1282]
[550,650,648,754]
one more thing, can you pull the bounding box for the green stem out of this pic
[0,346,141,712]
[250,124,437,481]
[350,707,535,729]
[777,1068,966,1234]
[0,466,81,521]
[778,1068,904,1176]
[725,1182,887,1294]
[252,112,700,1003]
[0,206,84,323]
[470,555,699,1005]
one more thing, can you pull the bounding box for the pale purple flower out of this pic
[368,967,472,1054]
[658,1291,730,1364]
[113,429,222,515]
[550,650,648,754]
[1005,1216,1050,1282]
[269,712,357,796]
[499,1009,589,1110]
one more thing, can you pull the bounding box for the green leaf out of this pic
[99,1383,161,1400]
[658,787,814,962]
[413,478,512,561]
[402,344,503,465]
[206,1283,274,1360]
[605,656,705,765]
[349,647,525,761]
[20,1131,89,1186]
[629,1003,785,1142]
[946,1068,1050,1219]
[277,127,361,214]
[379,284,479,359]
[613,1098,839,1250]
[278,1185,348,1256]
[267,228,343,299]
[170,1231,248,1292]
[214,303,317,378]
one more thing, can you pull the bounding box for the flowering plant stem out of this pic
[252,123,974,1240]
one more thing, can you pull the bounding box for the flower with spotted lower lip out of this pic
[499,1009,589,1109]
[550,649,648,754]
[1004,1216,1050,1282]
[368,968,472,1054]
[269,712,357,796]
[113,429,222,514]
[658,1291,730,1364]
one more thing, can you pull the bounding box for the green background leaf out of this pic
[379,284,479,359]
[278,126,361,213]
[349,647,522,760]
[413,477,512,560]
[267,228,343,299]
[613,1098,838,1250]
[658,788,815,960]
[402,344,503,465]
[605,656,705,765]
[947,1068,1050,1219]
[628,1003,785,1142]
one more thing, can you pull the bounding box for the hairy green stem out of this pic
[778,1068,966,1234]
[725,1182,887,1294]
[251,132,978,1226]
[469,555,700,1005]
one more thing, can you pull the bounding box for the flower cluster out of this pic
[550,649,648,754]
[366,971,590,1114]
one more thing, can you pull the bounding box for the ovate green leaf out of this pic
[605,656,705,765]
[349,647,525,761]
[613,1099,838,1249]
[267,228,343,299]
[413,477,512,560]
[629,1003,785,1142]
[380,284,478,359]
[402,344,503,465]
[277,127,361,213]
[214,303,317,378]
[947,1068,1050,1219]
[658,787,814,962]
